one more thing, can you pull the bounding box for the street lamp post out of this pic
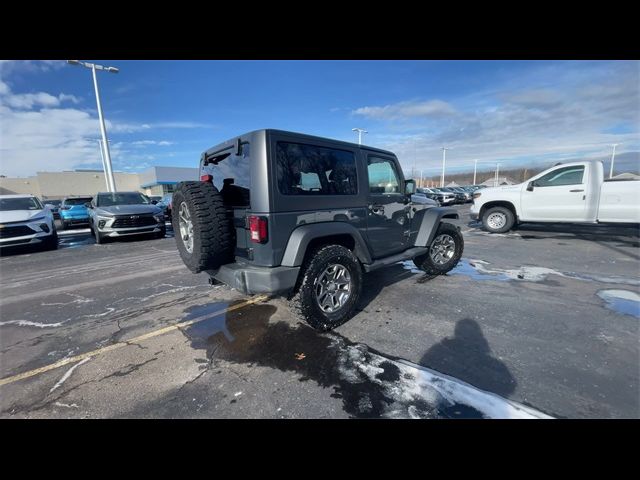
[352,128,368,145]
[97,140,110,191]
[67,60,119,192]
[440,147,449,187]
[609,143,620,179]
[495,162,500,187]
[473,159,478,185]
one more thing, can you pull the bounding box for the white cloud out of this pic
[359,62,640,173]
[131,140,174,146]
[353,99,456,120]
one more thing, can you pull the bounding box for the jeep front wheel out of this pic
[413,222,463,275]
[289,244,363,331]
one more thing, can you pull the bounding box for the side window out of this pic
[368,156,400,194]
[276,142,358,195]
[536,166,585,187]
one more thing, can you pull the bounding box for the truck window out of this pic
[368,157,400,194]
[536,166,584,187]
[276,142,357,195]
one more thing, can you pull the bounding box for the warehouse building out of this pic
[0,166,198,200]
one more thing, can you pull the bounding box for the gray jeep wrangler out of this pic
[173,129,463,330]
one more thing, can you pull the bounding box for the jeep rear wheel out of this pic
[172,181,234,273]
[413,222,463,275]
[289,244,363,331]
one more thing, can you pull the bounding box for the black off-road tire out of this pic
[288,244,363,331]
[482,206,515,233]
[172,181,234,273]
[413,222,464,275]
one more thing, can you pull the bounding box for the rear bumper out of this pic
[212,263,300,295]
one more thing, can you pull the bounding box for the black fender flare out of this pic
[413,207,459,247]
[280,222,372,267]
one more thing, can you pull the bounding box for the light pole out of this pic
[97,139,110,191]
[609,143,620,179]
[440,147,450,187]
[352,128,368,145]
[473,159,478,185]
[67,60,119,192]
[495,162,500,187]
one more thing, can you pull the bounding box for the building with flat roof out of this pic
[0,166,199,200]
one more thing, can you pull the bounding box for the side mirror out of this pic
[151,200,158,205]
[405,179,416,195]
[85,202,93,208]
[526,181,535,192]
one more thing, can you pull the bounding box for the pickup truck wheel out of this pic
[289,244,363,331]
[413,222,463,275]
[172,181,234,273]
[482,206,515,233]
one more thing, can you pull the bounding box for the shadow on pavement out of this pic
[420,318,516,397]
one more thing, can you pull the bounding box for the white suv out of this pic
[0,195,58,250]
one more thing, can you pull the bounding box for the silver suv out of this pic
[88,191,165,244]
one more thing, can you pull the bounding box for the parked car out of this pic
[471,160,640,233]
[411,192,439,206]
[44,199,62,219]
[418,187,456,206]
[449,187,473,203]
[434,187,466,204]
[156,193,173,220]
[172,129,463,331]
[60,196,93,229]
[0,194,58,250]
[88,191,166,244]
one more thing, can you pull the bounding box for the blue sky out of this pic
[1,60,638,178]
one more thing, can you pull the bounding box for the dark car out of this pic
[434,187,466,204]
[44,199,62,219]
[156,193,173,220]
[172,129,464,331]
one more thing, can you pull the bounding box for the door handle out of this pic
[569,189,584,192]
[369,204,385,215]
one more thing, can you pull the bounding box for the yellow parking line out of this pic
[0,294,269,388]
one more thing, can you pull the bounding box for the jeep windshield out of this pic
[96,192,150,207]
[0,197,43,211]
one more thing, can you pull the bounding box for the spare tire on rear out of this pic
[172,181,234,273]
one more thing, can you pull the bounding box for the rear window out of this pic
[276,142,357,195]
[201,143,251,207]
[63,197,92,206]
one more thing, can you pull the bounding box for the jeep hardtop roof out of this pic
[201,129,397,162]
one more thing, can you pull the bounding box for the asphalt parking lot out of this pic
[0,208,638,418]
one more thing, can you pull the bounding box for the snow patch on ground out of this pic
[0,320,64,328]
[339,345,552,419]
[49,357,91,393]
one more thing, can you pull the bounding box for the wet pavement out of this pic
[0,206,638,418]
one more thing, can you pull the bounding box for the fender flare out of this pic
[280,222,372,267]
[413,207,459,247]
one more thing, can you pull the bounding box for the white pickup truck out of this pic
[470,160,640,233]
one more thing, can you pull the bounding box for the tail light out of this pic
[200,174,213,182]
[248,215,268,244]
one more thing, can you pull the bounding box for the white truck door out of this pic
[520,164,590,221]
